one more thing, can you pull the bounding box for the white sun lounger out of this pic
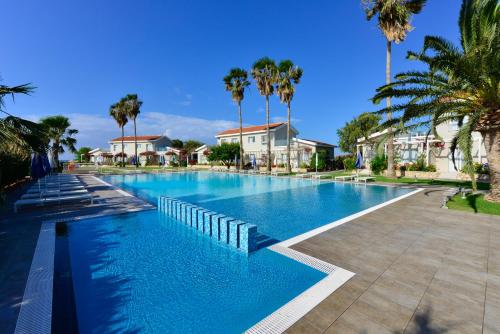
[27,185,85,193]
[271,171,288,176]
[355,176,375,183]
[14,193,93,213]
[21,189,89,199]
[334,175,356,181]
[312,174,331,179]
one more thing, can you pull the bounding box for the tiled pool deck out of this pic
[1,175,499,333]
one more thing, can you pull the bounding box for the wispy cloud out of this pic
[271,116,302,123]
[27,112,238,159]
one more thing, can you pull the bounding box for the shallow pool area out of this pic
[65,211,325,333]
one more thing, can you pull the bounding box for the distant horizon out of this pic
[3,0,462,159]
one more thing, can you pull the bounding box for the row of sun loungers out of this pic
[14,174,93,213]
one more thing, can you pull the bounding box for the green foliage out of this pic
[371,0,499,193]
[207,143,240,168]
[337,113,381,154]
[370,155,388,175]
[170,139,184,149]
[343,156,356,171]
[39,115,78,167]
[299,162,309,169]
[224,68,250,104]
[462,162,489,175]
[183,140,203,154]
[311,150,328,171]
[75,147,92,162]
[447,194,500,215]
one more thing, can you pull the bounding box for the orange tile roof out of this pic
[216,123,285,136]
[110,135,162,142]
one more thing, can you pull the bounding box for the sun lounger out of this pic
[271,171,288,176]
[21,189,89,199]
[14,193,93,213]
[355,176,375,183]
[27,185,85,193]
[334,175,356,181]
[311,174,332,179]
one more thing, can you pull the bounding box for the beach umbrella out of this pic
[48,150,57,170]
[42,153,51,174]
[30,153,46,179]
[131,155,137,166]
[355,152,363,169]
[252,156,257,169]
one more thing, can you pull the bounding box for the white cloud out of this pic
[271,116,302,124]
[29,112,238,159]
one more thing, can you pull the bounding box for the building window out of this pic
[146,144,152,151]
[137,144,142,149]
[261,135,267,144]
[231,138,238,143]
[248,136,255,143]
[221,139,227,144]
[113,144,118,151]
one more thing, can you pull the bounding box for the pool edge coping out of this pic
[15,176,424,334]
[245,187,424,334]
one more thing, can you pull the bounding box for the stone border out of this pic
[245,188,424,333]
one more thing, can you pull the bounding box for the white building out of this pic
[357,120,488,179]
[214,122,336,168]
[90,135,181,165]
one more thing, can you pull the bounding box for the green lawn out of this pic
[373,175,491,190]
[447,194,500,215]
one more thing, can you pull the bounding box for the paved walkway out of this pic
[286,188,500,334]
[0,175,153,334]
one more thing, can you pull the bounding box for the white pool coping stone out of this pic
[245,187,424,334]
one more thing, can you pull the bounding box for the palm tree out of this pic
[252,57,277,172]
[371,0,499,201]
[276,60,303,173]
[224,68,250,169]
[109,102,128,167]
[363,0,427,177]
[121,94,143,167]
[39,116,78,169]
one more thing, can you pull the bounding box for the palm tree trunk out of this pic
[121,127,125,167]
[482,129,500,203]
[238,102,244,170]
[134,118,138,167]
[286,102,291,174]
[53,141,59,170]
[385,39,396,177]
[266,95,271,172]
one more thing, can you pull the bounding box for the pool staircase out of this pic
[157,196,258,253]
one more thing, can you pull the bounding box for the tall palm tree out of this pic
[276,60,303,173]
[252,57,277,172]
[121,94,143,167]
[363,0,427,177]
[109,102,128,167]
[371,0,499,201]
[224,68,250,169]
[39,116,78,169]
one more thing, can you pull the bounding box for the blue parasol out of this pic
[131,155,137,166]
[42,153,51,174]
[30,153,47,179]
[252,155,257,169]
[355,152,363,169]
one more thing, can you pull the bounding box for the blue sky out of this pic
[2,0,462,157]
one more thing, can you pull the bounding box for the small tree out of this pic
[337,113,381,154]
[75,147,92,162]
[207,143,240,169]
[311,150,329,171]
[170,139,184,149]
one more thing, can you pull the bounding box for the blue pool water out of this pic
[103,172,412,241]
[66,172,413,333]
[67,211,325,333]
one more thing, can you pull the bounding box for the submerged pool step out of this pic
[157,196,258,253]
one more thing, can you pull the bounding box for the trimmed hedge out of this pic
[0,153,30,189]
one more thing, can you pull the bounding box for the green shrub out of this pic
[343,156,356,171]
[370,155,387,175]
[425,164,437,172]
[311,151,328,171]
[299,162,309,169]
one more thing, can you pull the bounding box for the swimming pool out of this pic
[65,211,325,333]
[102,172,412,240]
[60,172,414,333]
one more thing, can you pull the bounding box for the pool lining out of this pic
[15,175,423,334]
